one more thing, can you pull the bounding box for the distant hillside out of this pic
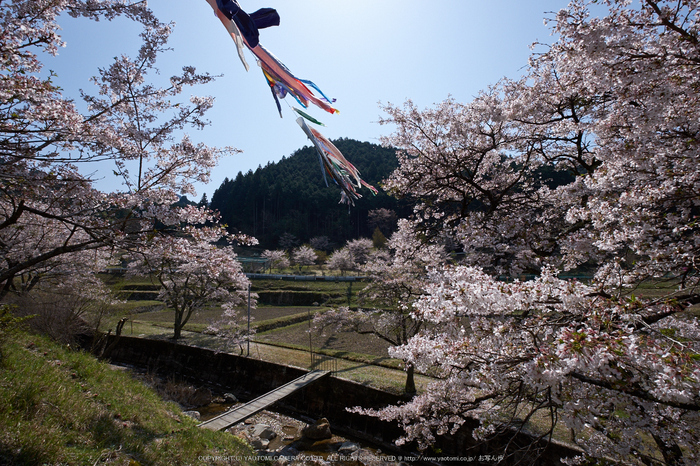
[210,138,411,249]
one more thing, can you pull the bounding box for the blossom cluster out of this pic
[0,1,251,344]
[367,1,700,463]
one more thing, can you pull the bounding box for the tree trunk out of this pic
[405,362,416,395]
[173,308,183,339]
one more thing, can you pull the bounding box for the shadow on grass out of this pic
[89,412,167,462]
[0,444,45,466]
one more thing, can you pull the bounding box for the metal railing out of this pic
[246,273,366,282]
[310,352,338,375]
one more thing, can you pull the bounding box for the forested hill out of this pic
[210,138,411,250]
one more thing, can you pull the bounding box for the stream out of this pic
[124,364,423,465]
[196,401,412,466]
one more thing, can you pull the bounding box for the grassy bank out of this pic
[0,329,258,466]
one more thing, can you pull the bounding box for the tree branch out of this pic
[569,371,700,411]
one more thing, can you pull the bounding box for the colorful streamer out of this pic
[293,107,325,126]
[205,0,250,71]
[205,0,337,114]
[205,0,377,204]
[253,44,338,115]
[297,117,378,206]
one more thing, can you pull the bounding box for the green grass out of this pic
[254,335,404,370]
[238,340,429,395]
[112,318,429,394]
[0,330,259,466]
[251,278,363,306]
[253,309,325,332]
[97,275,426,393]
[620,278,700,316]
[124,306,322,335]
[251,278,362,291]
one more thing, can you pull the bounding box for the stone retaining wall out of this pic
[99,335,580,465]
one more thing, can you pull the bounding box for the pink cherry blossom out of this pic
[0,0,243,306]
[366,1,700,463]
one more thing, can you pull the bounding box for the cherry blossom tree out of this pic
[309,236,334,253]
[325,247,356,275]
[316,220,445,393]
[278,232,300,251]
[262,249,290,273]
[292,245,317,272]
[127,225,253,340]
[205,303,256,355]
[344,238,374,266]
[363,1,700,463]
[7,265,120,343]
[368,208,398,236]
[0,0,232,301]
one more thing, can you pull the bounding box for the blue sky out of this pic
[49,0,571,199]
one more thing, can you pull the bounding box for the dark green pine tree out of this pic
[210,139,413,249]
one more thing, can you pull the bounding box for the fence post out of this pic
[246,283,251,357]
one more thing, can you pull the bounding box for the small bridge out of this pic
[198,370,330,431]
